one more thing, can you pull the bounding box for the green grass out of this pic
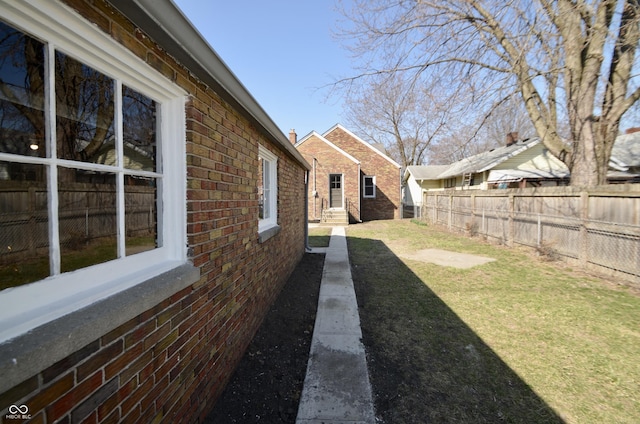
[0,236,155,290]
[308,226,331,247]
[347,219,640,424]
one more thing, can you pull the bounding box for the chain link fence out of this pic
[1,184,156,266]
[422,186,640,284]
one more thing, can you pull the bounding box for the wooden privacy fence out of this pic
[422,185,640,283]
[0,182,156,263]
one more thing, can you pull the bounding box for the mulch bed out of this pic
[205,252,325,423]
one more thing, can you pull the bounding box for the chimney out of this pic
[506,132,519,147]
[289,129,297,144]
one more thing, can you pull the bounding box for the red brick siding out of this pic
[0,1,306,423]
[323,127,401,221]
[297,134,361,222]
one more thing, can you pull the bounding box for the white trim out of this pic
[110,0,309,171]
[258,145,278,233]
[323,124,401,168]
[0,0,188,343]
[296,131,360,164]
[363,175,376,198]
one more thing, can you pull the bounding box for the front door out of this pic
[329,174,342,208]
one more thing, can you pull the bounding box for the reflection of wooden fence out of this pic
[0,182,156,263]
[422,185,640,283]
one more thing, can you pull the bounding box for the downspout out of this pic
[313,157,317,221]
[357,163,362,222]
[305,168,311,252]
[399,167,402,219]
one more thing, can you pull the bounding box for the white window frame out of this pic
[0,0,187,343]
[258,145,278,233]
[363,175,376,198]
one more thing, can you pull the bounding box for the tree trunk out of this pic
[569,132,601,186]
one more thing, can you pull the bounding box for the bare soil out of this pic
[205,253,324,424]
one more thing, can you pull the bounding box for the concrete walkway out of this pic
[296,226,376,424]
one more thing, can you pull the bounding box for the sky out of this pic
[172,0,353,140]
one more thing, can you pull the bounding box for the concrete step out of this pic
[321,209,348,225]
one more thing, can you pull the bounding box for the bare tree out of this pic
[337,0,640,186]
[483,96,536,143]
[427,95,536,164]
[343,72,463,168]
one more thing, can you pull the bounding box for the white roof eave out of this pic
[108,0,311,170]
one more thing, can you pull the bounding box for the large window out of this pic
[258,145,277,232]
[0,1,186,342]
[0,21,159,287]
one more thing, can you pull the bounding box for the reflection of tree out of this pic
[55,51,114,163]
[123,86,156,163]
[0,21,116,168]
[0,26,45,156]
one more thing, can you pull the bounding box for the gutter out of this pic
[107,0,310,171]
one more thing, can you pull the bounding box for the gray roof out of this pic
[611,131,640,169]
[405,165,449,180]
[437,138,541,179]
[409,131,638,181]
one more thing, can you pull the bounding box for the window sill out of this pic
[0,263,200,394]
[258,223,281,243]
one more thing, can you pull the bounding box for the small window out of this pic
[363,175,376,198]
[258,145,277,232]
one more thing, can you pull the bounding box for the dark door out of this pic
[329,174,342,208]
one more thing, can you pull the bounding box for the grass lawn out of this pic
[347,219,640,424]
[308,226,332,247]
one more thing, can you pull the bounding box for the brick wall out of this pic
[0,1,307,423]
[324,127,401,221]
[297,134,360,222]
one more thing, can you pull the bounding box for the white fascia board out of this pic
[323,124,401,168]
[109,0,310,170]
[298,131,360,164]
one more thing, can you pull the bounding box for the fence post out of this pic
[471,193,476,229]
[508,193,515,247]
[537,213,542,248]
[448,193,453,230]
[580,191,588,266]
[482,208,486,235]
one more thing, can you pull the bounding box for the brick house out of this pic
[0,0,310,423]
[294,124,401,224]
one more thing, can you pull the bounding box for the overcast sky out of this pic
[172,0,352,139]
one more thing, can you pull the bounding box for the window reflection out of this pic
[58,168,117,273]
[0,161,49,288]
[55,51,114,164]
[1,19,162,290]
[123,86,156,172]
[125,176,158,255]
[0,21,46,158]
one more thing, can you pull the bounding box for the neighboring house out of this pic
[404,131,640,205]
[403,135,571,206]
[0,1,310,423]
[403,165,449,216]
[437,135,571,190]
[294,124,402,224]
[609,129,640,183]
